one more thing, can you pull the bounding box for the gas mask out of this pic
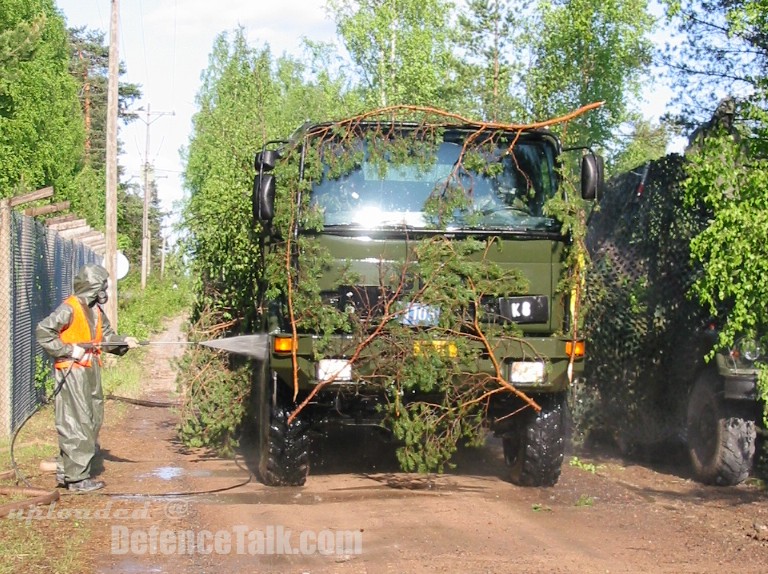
[96,281,108,305]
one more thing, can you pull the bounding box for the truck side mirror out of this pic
[255,150,278,172]
[253,174,275,222]
[253,149,279,222]
[581,153,604,200]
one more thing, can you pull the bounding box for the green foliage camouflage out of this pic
[583,119,768,458]
[182,105,594,467]
[176,341,251,456]
[176,303,253,457]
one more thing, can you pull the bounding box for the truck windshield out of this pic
[310,135,558,231]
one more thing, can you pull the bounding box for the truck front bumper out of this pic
[268,333,583,394]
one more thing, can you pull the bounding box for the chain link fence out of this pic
[0,198,100,438]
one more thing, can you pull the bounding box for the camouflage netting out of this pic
[577,154,714,451]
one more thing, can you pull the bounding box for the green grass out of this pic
[1,403,58,473]
[102,348,146,399]
[569,456,604,474]
[116,272,192,339]
[0,515,92,574]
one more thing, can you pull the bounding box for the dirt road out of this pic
[88,317,768,574]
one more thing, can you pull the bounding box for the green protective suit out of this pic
[36,265,129,484]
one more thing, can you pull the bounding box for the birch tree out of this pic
[328,0,457,108]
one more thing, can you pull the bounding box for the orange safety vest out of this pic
[54,295,103,370]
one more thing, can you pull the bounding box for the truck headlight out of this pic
[733,338,762,363]
[316,359,352,382]
[507,361,546,384]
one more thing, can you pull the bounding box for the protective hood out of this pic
[72,264,109,305]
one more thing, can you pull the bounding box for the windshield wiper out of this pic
[322,222,423,232]
[447,218,560,233]
[478,205,532,217]
[377,221,422,230]
[322,221,560,235]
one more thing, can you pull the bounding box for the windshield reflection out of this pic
[311,138,557,231]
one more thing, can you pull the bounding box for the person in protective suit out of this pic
[36,264,139,493]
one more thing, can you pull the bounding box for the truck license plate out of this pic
[400,303,440,327]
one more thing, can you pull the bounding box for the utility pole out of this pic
[141,103,151,289]
[139,103,173,289]
[105,0,119,327]
[160,233,167,279]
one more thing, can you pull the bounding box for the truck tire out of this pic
[262,402,310,487]
[503,393,566,487]
[687,372,756,486]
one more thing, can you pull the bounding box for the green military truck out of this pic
[584,155,764,486]
[247,118,601,487]
[686,343,762,485]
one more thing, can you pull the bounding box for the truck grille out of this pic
[320,287,548,325]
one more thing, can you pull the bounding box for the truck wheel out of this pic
[261,401,310,487]
[687,372,756,486]
[503,393,566,487]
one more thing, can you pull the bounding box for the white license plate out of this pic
[400,303,440,327]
